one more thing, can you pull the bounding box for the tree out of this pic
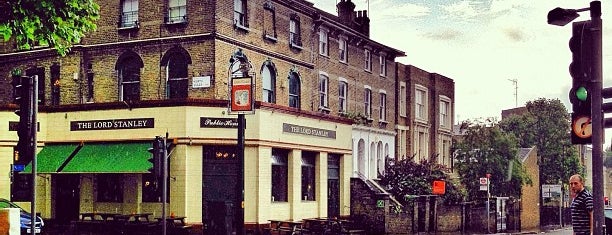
[499,98,582,185]
[453,119,531,200]
[379,157,465,206]
[0,0,99,56]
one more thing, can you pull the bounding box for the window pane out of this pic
[96,174,123,202]
[271,149,288,202]
[262,65,275,103]
[289,73,300,108]
[339,82,347,112]
[301,152,316,201]
[319,75,328,107]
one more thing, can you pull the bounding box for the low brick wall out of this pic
[437,205,462,232]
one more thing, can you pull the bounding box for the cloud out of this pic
[374,2,431,21]
[440,0,489,22]
[503,27,527,42]
[422,29,463,41]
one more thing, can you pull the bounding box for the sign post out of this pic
[228,49,255,235]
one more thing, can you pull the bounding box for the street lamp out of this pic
[548,2,603,235]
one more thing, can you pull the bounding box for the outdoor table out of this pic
[79,212,120,221]
[267,219,303,235]
[156,216,187,226]
[116,213,152,223]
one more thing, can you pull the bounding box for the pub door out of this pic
[327,155,341,218]
[202,146,238,235]
[53,174,80,224]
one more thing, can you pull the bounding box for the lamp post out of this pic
[548,2,603,235]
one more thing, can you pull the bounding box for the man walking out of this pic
[570,174,593,235]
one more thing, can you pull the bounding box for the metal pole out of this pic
[236,114,245,234]
[30,75,37,235]
[162,133,169,235]
[487,179,490,233]
[590,2,604,235]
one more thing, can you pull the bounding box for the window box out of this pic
[234,22,250,32]
[165,15,188,25]
[318,106,331,114]
[118,21,139,30]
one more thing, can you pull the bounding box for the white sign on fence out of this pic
[479,177,488,191]
[541,184,562,198]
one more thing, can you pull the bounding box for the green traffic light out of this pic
[576,86,588,101]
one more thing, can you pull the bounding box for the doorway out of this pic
[53,174,80,224]
[328,154,341,218]
[202,145,238,235]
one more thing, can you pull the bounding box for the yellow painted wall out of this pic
[0,106,353,225]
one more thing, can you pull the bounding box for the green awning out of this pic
[22,144,79,173]
[60,142,152,173]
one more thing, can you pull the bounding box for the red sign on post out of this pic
[229,76,254,114]
[432,180,446,195]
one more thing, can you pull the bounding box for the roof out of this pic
[517,147,536,163]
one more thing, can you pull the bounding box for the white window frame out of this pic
[399,82,407,117]
[364,86,372,118]
[319,28,329,56]
[168,0,187,23]
[379,54,386,77]
[262,64,275,103]
[234,0,247,27]
[338,77,348,113]
[364,49,372,72]
[338,37,347,63]
[439,95,452,129]
[379,90,387,122]
[289,17,302,48]
[319,72,329,109]
[415,85,428,122]
[121,0,139,28]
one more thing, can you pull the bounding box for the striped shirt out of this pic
[571,189,593,234]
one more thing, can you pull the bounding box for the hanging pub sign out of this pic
[229,75,254,114]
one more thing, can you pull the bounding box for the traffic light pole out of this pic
[30,75,38,235]
[590,2,604,235]
[162,134,168,235]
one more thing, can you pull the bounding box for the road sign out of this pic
[479,178,488,191]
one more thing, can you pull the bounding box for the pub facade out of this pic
[0,0,403,233]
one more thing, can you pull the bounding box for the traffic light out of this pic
[569,20,594,144]
[148,136,164,179]
[12,75,33,162]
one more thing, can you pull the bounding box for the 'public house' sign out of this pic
[200,117,239,128]
[70,118,154,131]
[282,123,336,139]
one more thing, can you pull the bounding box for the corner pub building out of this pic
[0,0,405,233]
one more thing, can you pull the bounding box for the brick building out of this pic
[396,64,455,169]
[0,0,434,234]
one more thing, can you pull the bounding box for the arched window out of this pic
[116,51,143,101]
[288,71,300,108]
[161,47,192,99]
[377,141,384,177]
[370,142,376,178]
[358,139,365,175]
[261,61,276,103]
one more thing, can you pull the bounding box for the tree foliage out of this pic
[0,0,99,56]
[499,98,582,184]
[378,157,465,206]
[453,118,531,201]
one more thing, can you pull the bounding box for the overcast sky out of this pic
[309,0,612,126]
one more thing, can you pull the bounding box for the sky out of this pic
[309,0,612,125]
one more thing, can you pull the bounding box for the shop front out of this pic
[2,103,353,233]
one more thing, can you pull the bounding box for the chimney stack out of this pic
[336,0,356,25]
